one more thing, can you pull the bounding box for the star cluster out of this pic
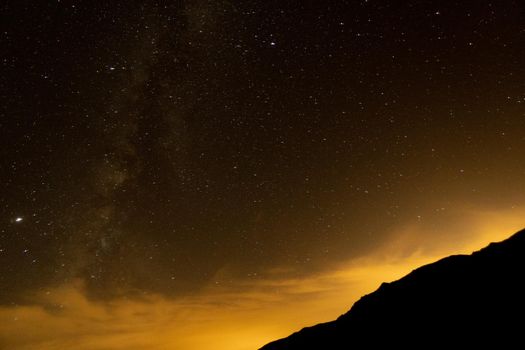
[2,0,525,308]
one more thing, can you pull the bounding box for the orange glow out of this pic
[1,206,523,350]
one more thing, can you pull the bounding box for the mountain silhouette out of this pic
[260,229,525,349]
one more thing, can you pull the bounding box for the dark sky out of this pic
[2,0,525,312]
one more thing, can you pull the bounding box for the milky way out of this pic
[2,0,525,317]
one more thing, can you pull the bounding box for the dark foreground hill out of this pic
[261,229,525,349]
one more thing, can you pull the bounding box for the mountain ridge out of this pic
[260,229,525,349]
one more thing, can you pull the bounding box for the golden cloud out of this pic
[1,205,523,350]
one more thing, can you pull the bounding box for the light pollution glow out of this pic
[1,205,523,350]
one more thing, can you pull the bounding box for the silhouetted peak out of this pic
[261,228,525,349]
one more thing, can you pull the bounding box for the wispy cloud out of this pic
[1,205,523,350]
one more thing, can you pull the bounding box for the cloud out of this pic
[1,205,523,350]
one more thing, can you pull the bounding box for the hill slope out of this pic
[261,229,525,349]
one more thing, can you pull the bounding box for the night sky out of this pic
[2,1,525,349]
